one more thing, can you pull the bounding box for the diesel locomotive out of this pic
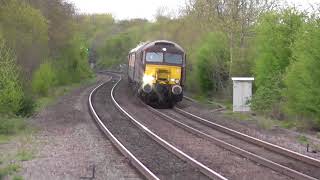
[128,40,186,107]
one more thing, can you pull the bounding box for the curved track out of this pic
[89,81,158,180]
[152,107,320,180]
[141,97,320,180]
[89,73,227,180]
[112,72,320,180]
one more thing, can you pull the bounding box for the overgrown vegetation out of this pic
[285,19,320,128]
[195,32,230,95]
[252,9,305,115]
[0,38,23,115]
[32,62,57,96]
[0,0,93,138]
[0,163,20,179]
[0,3,95,179]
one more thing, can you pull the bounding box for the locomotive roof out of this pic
[129,40,185,54]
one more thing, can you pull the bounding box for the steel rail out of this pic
[182,96,226,112]
[146,106,317,180]
[174,107,320,168]
[111,74,228,180]
[88,78,159,180]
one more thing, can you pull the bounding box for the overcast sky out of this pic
[67,0,320,20]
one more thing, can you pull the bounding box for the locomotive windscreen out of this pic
[164,53,183,64]
[146,52,163,63]
[146,52,182,65]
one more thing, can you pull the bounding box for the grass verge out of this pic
[0,76,96,180]
[0,164,21,180]
[35,77,96,112]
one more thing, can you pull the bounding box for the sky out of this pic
[67,0,185,20]
[67,0,320,20]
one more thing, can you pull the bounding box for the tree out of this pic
[285,19,320,127]
[185,0,279,76]
[195,32,230,95]
[97,32,137,68]
[25,0,76,56]
[252,9,305,114]
[0,0,48,79]
[0,36,24,114]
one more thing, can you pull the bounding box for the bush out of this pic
[0,38,24,114]
[0,0,48,78]
[32,62,57,96]
[0,115,26,135]
[97,33,137,68]
[252,9,304,113]
[16,95,35,117]
[195,32,230,95]
[55,36,93,85]
[285,20,320,127]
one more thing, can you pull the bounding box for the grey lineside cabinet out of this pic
[232,77,254,112]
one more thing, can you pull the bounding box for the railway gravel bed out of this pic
[15,75,141,180]
[91,74,208,180]
[161,109,320,179]
[177,100,320,160]
[114,78,290,180]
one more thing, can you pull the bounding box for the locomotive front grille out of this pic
[144,64,182,85]
[156,69,170,82]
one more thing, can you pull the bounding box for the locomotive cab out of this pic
[128,40,186,107]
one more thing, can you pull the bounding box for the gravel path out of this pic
[19,75,142,180]
[115,78,290,180]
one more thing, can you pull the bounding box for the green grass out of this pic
[0,116,29,144]
[0,76,96,180]
[297,135,309,145]
[12,175,23,180]
[223,109,319,131]
[223,111,285,130]
[0,135,12,144]
[0,117,26,135]
[256,117,275,130]
[16,150,33,162]
[0,135,34,179]
[224,111,253,121]
[0,163,21,179]
[35,77,96,111]
[189,94,228,110]
[278,120,297,129]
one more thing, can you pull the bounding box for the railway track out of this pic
[114,76,290,179]
[138,96,320,180]
[174,106,320,167]
[151,108,320,180]
[115,74,320,179]
[90,72,320,179]
[89,73,227,180]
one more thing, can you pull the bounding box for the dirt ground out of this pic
[1,75,142,180]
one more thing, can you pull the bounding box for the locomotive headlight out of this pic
[170,79,180,84]
[143,75,155,84]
